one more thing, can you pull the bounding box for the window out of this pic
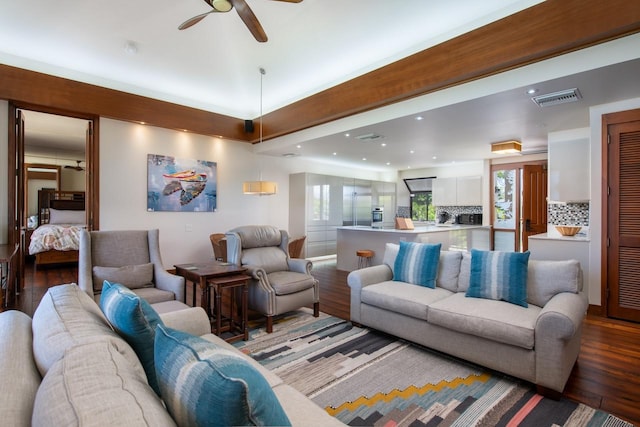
[404,177,436,222]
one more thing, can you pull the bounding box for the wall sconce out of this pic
[491,140,522,154]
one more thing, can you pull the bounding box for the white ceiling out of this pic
[3,0,640,171]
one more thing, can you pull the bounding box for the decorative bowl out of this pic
[555,226,582,236]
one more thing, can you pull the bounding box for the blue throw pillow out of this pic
[393,241,441,288]
[154,325,292,427]
[466,249,530,307]
[100,280,164,395]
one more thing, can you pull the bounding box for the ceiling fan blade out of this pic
[230,0,267,42]
[179,11,215,30]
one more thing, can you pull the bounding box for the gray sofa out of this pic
[347,244,588,395]
[0,284,344,426]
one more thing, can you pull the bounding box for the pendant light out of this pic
[243,67,277,195]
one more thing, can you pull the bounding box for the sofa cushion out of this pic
[93,263,154,293]
[527,259,581,307]
[242,247,289,273]
[32,340,175,427]
[32,283,141,377]
[0,311,41,427]
[131,287,177,304]
[100,281,164,396]
[457,252,471,292]
[428,293,541,349]
[361,281,453,321]
[437,250,463,292]
[154,325,291,427]
[393,242,441,288]
[268,271,316,295]
[466,249,530,307]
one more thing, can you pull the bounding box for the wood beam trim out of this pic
[0,64,249,141]
[262,0,640,139]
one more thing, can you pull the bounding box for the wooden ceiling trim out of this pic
[0,64,248,141]
[261,0,640,140]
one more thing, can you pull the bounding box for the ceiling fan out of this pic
[64,160,84,171]
[179,0,302,42]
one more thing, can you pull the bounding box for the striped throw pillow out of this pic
[393,242,441,288]
[99,280,164,395]
[466,249,530,307]
[154,325,291,427]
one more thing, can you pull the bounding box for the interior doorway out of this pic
[491,160,548,252]
[7,104,99,284]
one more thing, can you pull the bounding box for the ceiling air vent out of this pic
[531,88,582,107]
[355,133,384,142]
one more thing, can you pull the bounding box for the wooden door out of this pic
[522,164,548,251]
[606,113,640,322]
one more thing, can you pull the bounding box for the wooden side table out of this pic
[0,244,20,309]
[173,262,250,342]
[209,274,250,342]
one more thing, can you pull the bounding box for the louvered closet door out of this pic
[608,118,640,322]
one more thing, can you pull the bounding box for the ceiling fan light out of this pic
[491,140,522,154]
[211,0,232,12]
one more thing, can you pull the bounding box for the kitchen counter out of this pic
[336,225,490,271]
[529,232,590,242]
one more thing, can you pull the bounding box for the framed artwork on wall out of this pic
[147,154,217,212]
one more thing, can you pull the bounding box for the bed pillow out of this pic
[393,241,441,288]
[154,325,291,427]
[48,208,85,225]
[92,263,154,293]
[100,281,164,396]
[466,249,530,307]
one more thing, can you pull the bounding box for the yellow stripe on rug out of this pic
[325,372,492,416]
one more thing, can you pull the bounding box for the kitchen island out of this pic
[337,225,490,271]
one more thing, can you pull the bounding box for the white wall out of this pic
[99,119,382,268]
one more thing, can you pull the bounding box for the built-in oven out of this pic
[372,207,384,228]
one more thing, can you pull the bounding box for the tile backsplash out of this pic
[548,202,590,226]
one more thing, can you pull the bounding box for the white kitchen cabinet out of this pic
[432,176,482,206]
[432,177,457,206]
[548,138,590,202]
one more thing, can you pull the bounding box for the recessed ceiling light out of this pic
[415,116,423,121]
[381,143,386,147]
[432,156,437,160]
[332,152,337,156]
[344,133,350,137]
[410,150,415,154]
[124,41,138,55]
[527,88,538,95]
[362,157,367,161]
[296,144,301,149]
[386,162,391,165]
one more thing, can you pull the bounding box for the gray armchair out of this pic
[78,229,184,304]
[225,225,319,333]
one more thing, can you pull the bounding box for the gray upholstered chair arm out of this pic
[288,258,312,274]
[245,265,275,291]
[77,229,94,298]
[154,268,185,302]
[536,292,588,341]
[159,307,211,337]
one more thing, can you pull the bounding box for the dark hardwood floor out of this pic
[10,258,640,425]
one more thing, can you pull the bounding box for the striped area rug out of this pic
[234,309,633,427]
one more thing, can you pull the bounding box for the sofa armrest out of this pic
[534,291,588,392]
[347,265,393,323]
[159,307,211,337]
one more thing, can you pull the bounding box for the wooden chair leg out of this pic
[313,302,320,317]
[266,315,273,333]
